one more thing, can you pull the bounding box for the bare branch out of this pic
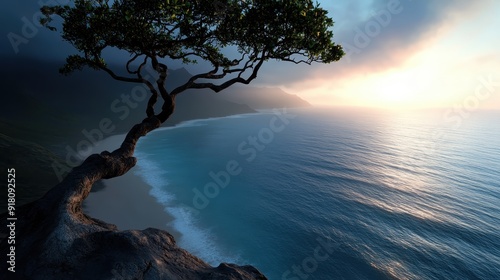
[150,56,170,101]
[170,50,267,96]
[126,54,150,76]
[95,64,143,84]
[143,79,159,117]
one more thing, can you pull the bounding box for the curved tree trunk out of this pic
[0,103,267,279]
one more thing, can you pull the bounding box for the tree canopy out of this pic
[41,0,344,121]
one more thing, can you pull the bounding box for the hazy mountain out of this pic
[1,56,310,149]
[218,85,310,109]
[0,56,255,149]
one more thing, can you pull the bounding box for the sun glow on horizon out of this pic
[281,1,500,111]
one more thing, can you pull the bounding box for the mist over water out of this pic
[134,108,500,279]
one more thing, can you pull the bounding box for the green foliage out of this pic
[41,0,343,74]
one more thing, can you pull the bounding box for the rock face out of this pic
[0,150,267,279]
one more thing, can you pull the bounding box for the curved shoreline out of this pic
[82,112,267,237]
[82,134,182,240]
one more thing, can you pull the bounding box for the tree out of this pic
[0,1,343,278]
[39,0,343,182]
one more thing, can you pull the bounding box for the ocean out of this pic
[133,107,500,280]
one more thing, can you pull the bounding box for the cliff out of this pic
[0,57,306,279]
[0,149,267,279]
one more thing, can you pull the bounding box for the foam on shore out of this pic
[82,134,180,239]
[134,151,242,266]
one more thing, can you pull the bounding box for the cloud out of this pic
[255,0,494,89]
[1,0,495,95]
[337,0,489,67]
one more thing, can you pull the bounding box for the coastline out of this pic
[81,112,269,256]
[82,134,181,240]
[81,111,273,242]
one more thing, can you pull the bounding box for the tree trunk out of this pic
[0,106,267,279]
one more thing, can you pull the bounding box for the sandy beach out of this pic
[82,134,181,240]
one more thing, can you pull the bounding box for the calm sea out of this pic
[133,107,500,280]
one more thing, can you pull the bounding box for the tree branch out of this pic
[92,63,143,84]
[170,50,267,96]
[126,54,149,75]
[150,56,169,101]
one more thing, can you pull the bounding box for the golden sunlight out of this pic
[372,72,419,105]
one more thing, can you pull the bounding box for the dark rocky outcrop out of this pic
[1,109,266,280]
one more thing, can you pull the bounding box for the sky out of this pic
[1,0,499,110]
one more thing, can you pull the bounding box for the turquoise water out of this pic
[133,108,500,279]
